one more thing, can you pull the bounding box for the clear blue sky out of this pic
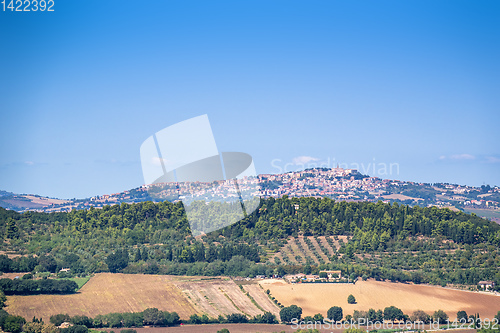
[1,0,499,199]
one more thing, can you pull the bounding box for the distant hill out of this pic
[0,193,70,212]
[1,167,499,222]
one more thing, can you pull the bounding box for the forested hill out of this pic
[2,169,499,223]
[1,197,499,246]
[216,196,500,245]
[0,197,499,286]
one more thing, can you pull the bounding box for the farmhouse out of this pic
[287,273,306,282]
[320,270,342,279]
[285,273,321,283]
[305,274,319,281]
[58,322,73,329]
[478,281,495,290]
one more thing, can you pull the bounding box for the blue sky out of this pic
[1,0,499,199]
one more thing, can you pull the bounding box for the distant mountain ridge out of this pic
[0,190,13,197]
[1,167,499,222]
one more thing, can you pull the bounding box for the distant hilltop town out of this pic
[1,167,499,223]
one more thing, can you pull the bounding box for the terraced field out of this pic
[268,236,349,265]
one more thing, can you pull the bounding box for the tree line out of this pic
[0,278,78,295]
[0,308,278,333]
[280,303,500,327]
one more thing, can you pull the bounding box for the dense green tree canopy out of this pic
[327,306,343,322]
[0,197,498,286]
[383,306,405,321]
[280,305,302,323]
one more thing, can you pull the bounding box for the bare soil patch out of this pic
[0,272,29,278]
[383,194,422,201]
[23,195,70,205]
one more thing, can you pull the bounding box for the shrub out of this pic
[142,308,165,326]
[344,329,365,333]
[226,313,248,323]
[189,314,201,325]
[2,315,26,333]
[313,313,324,322]
[352,310,368,324]
[70,315,93,328]
[457,310,468,322]
[250,312,277,324]
[410,310,430,323]
[23,322,59,333]
[433,310,448,323]
[60,325,88,333]
[383,306,405,321]
[50,314,71,326]
[0,291,5,308]
[327,306,343,322]
[279,305,302,323]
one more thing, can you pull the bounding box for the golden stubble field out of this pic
[260,279,500,320]
[5,273,279,320]
[7,273,500,322]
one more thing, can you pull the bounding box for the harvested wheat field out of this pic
[176,277,279,318]
[241,283,280,315]
[261,279,500,320]
[6,273,279,320]
[6,273,197,320]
